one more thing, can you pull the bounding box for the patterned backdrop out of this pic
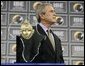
[1,1,84,65]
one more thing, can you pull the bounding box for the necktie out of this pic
[47,30,55,51]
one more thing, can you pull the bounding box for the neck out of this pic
[41,20,51,29]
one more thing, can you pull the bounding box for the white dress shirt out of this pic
[39,23,48,35]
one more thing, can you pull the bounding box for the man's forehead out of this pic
[45,5,55,11]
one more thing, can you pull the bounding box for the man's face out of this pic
[41,5,57,24]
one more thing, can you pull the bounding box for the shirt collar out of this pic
[39,23,48,34]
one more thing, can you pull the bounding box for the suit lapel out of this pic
[37,24,55,53]
[37,24,47,36]
[45,36,55,53]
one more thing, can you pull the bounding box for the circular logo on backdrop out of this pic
[56,17,64,25]
[12,15,24,24]
[74,31,84,40]
[73,3,83,12]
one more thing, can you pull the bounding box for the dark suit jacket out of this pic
[16,24,64,63]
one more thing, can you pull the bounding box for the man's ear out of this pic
[39,13,45,19]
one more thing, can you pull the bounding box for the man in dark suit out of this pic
[16,2,64,63]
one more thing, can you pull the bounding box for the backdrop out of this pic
[1,1,84,65]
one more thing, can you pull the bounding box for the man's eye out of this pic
[50,10,55,13]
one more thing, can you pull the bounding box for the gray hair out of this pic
[33,2,52,22]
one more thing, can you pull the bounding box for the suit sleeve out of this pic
[16,35,34,63]
[16,36,25,63]
[16,31,44,63]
